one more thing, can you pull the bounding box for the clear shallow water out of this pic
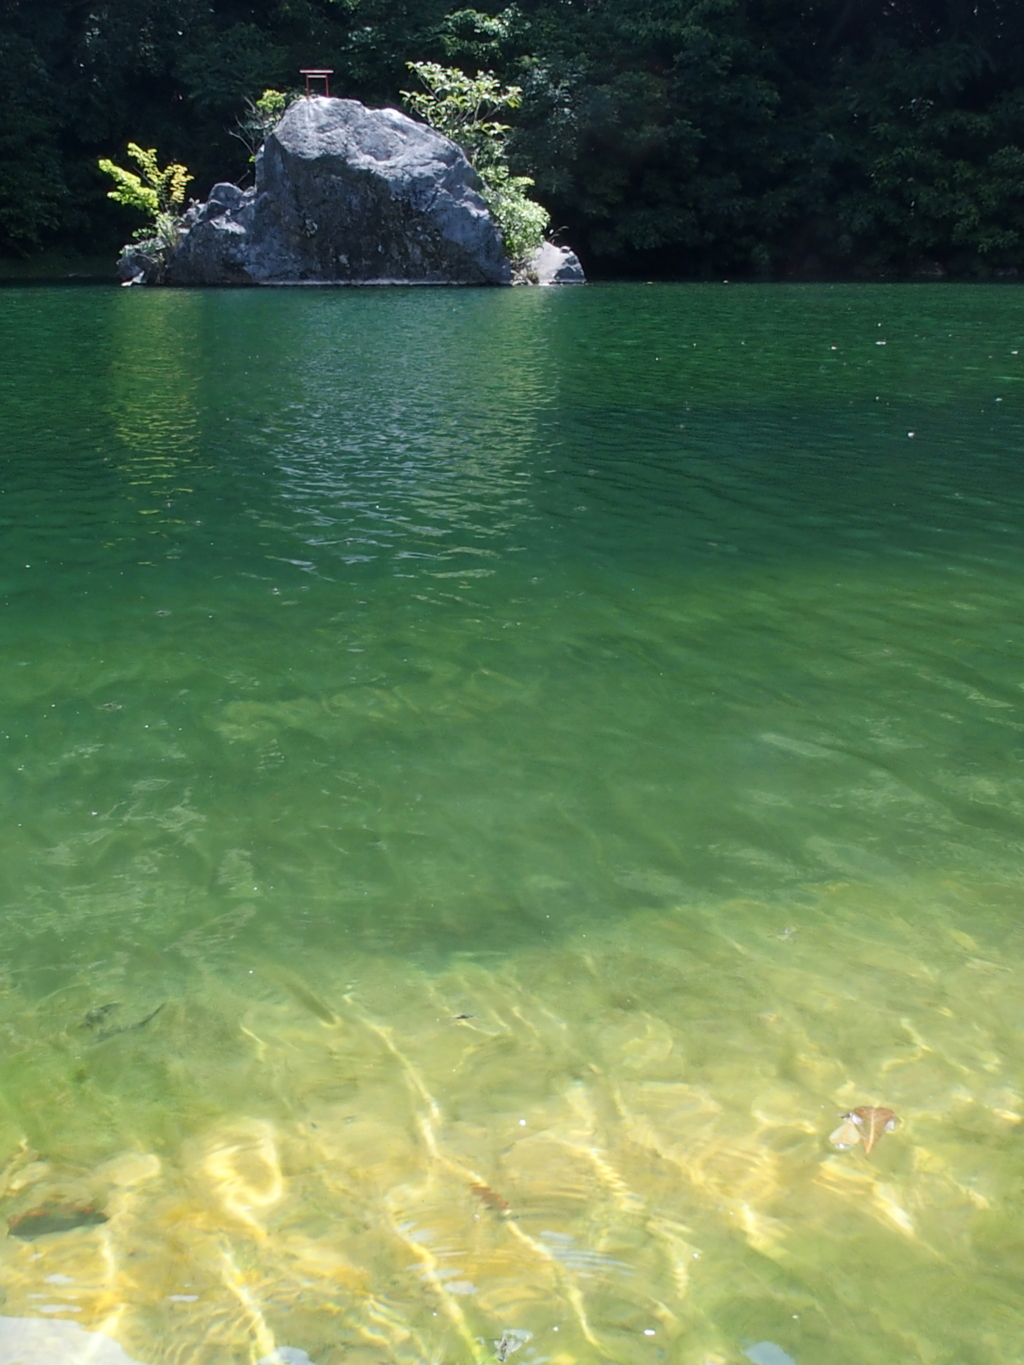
[0,283,1023,1364]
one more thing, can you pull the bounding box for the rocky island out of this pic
[119,96,584,288]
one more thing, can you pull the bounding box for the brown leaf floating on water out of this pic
[850,1105,898,1154]
[830,1106,899,1154]
[470,1182,510,1213]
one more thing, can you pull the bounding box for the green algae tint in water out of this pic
[1,284,1024,1365]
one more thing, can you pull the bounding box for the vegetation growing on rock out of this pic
[401,61,548,270]
[97,143,192,268]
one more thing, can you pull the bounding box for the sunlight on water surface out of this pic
[0,283,1023,1364]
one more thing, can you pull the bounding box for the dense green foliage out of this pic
[402,61,548,268]
[3,0,1024,277]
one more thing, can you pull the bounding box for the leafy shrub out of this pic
[97,144,193,270]
[98,144,192,222]
[402,61,549,270]
[231,89,297,166]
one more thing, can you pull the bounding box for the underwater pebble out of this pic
[743,1343,798,1365]
[0,1316,144,1364]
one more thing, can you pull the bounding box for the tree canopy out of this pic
[3,0,1024,277]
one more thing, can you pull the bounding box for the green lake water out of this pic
[1,282,1023,1364]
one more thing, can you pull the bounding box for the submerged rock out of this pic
[8,1203,108,1239]
[166,96,511,286]
[0,1317,145,1365]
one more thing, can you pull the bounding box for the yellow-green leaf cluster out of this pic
[98,143,192,220]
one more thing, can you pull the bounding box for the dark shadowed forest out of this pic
[3,0,1024,278]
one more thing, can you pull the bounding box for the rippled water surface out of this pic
[1,283,1024,1364]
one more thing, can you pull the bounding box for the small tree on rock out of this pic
[231,89,295,167]
[98,143,193,268]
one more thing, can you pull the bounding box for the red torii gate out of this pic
[300,69,333,97]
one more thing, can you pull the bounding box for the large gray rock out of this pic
[524,241,585,284]
[166,97,511,286]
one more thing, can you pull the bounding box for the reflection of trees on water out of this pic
[107,289,203,492]
[104,288,566,579]
[261,290,561,573]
